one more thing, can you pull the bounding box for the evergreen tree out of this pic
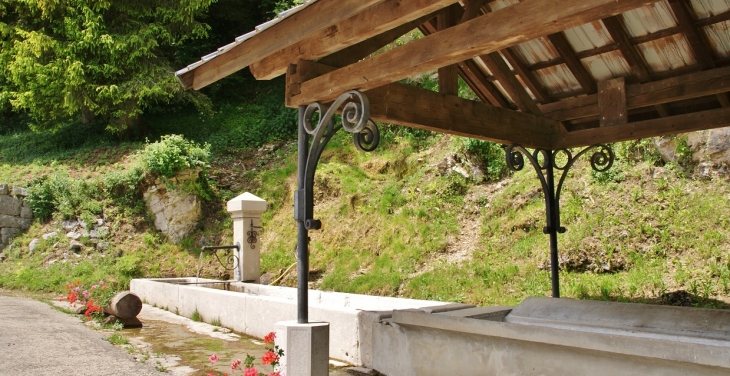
[0,0,215,132]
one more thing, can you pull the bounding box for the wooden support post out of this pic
[438,6,460,95]
[598,77,627,127]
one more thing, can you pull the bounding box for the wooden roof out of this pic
[177,0,730,149]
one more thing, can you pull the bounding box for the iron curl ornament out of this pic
[506,144,614,222]
[295,90,380,231]
[505,144,614,298]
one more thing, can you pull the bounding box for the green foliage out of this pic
[26,174,102,221]
[0,0,215,132]
[614,139,662,165]
[141,135,210,178]
[115,254,143,278]
[107,333,129,346]
[675,135,693,166]
[191,308,203,322]
[461,138,508,181]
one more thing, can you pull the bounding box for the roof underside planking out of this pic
[176,0,730,150]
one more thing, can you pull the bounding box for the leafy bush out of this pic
[461,138,508,181]
[102,163,145,208]
[141,135,211,178]
[26,174,103,221]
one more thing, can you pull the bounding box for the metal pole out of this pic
[296,106,309,323]
[544,155,560,298]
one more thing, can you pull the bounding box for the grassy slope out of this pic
[1,125,729,309]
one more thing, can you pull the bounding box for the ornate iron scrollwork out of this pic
[505,144,614,298]
[296,90,380,230]
[247,219,261,249]
[506,144,614,233]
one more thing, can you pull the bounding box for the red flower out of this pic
[261,350,279,365]
[264,332,276,344]
[268,373,281,376]
[244,368,258,376]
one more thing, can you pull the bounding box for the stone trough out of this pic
[131,278,730,375]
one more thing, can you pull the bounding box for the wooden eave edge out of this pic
[175,0,384,90]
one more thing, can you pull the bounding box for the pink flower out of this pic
[268,372,281,376]
[209,354,219,364]
[207,373,214,376]
[91,285,97,290]
[244,367,258,376]
[99,280,104,285]
[264,332,276,344]
[231,359,241,371]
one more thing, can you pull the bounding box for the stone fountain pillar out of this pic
[227,192,267,283]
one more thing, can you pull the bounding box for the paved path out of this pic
[0,295,159,376]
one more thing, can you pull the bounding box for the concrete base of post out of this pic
[275,321,329,376]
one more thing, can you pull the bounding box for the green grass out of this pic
[107,333,129,345]
[191,309,203,322]
[1,113,729,310]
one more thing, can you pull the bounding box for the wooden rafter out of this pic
[667,0,730,108]
[437,6,460,95]
[501,47,551,104]
[669,0,715,70]
[460,0,544,111]
[288,0,656,107]
[547,33,597,94]
[319,11,443,68]
[249,0,460,80]
[540,65,730,121]
[455,59,512,107]
[418,19,511,107]
[479,53,543,114]
[602,15,672,116]
[554,106,730,148]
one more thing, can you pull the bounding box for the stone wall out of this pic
[0,184,32,250]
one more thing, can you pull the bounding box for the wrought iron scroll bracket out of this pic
[505,144,614,298]
[294,90,380,230]
[505,144,614,234]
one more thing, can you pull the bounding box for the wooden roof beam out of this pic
[669,0,716,70]
[540,65,730,121]
[602,15,672,116]
[554,106,730,148]
[288,0,656,107]
[249,0,461,81]
[367,83,557,148]
[286,60,557,148]
[479,53,543,114]
[184,0,384,89]
[547,33,598,94]
[320,10,444,68]
[419,18,511,107]
[437,5,460,95]
[501,47,551,104]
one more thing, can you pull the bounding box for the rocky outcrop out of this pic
[436,152,486,181]
[0,184,32,250]
[654,127,730,176]
[143,170,202,244]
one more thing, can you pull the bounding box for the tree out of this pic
[0,0,215,132]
